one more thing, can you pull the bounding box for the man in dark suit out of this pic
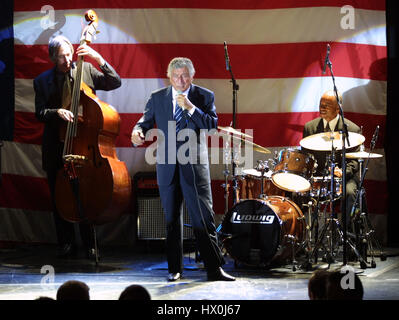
[302,90,361,225]
[131,57,235,282]
[34,35,121,258]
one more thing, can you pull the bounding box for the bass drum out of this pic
[221,196,305,267]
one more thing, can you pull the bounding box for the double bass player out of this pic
[34,35,121,259]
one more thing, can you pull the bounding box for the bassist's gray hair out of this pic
[48,35,74,63]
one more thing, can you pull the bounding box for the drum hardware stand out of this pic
[324,44,351,265]
[222,136,231,214]
[286,234,300,271]
[350,126,386,268]
[256,160,270,199]
[296,199,319,271]
[309,142,367,268]
[224,41,239,207]
[303,155,335,266]
[296,161,330,270]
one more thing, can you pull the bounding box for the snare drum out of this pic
[272,149,315,193]
[236,169,285,202]
[310,176,342,201]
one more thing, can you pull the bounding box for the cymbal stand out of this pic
[221,134,231,214]
[350,126,386,267]
[255,160,269,199]
[296,156,332,270]
[309,148,339,264]
[325,44,351,264]
[225,42,239,206]
[309,139,367,268]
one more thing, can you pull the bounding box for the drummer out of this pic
[302,90,361,226]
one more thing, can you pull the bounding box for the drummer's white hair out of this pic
[322,90,343,105]
[167,57,195,78]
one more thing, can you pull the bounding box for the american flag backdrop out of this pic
[0,0,387,245]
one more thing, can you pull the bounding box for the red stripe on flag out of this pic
[15,43,387,81]
[14,111,43,145]
[13,0,386,11]
[0,174,51,211]
[116,113,143,148]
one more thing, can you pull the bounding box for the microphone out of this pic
[177,90,189,122]
[224,41,230,71]
[371,125,380,147]
[176,90,184,110]
[322,44,330,74]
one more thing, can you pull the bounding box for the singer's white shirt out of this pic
[172,86,196,116]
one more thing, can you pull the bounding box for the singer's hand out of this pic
[176,94,194,111]
[131,129,145,146]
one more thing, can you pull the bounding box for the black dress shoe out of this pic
[167,272,182,282]
[56,243,77,258]
[207,267,236,281]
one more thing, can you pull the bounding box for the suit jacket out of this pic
[34,61,121,171]
[302,116,361,180]
[134,84,217,186]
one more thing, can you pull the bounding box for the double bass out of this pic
[55,10,131,227]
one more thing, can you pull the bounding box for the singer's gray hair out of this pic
[167,57,195,78]
[48,35,74,63]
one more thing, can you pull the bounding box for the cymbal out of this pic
[244,139,271,154]
[218,126,253,139]
[242,168,273,178]
[346,151,383,159]
[300,131,365,151]
[218,126,270,153]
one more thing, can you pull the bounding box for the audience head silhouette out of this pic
[56,280,90,300]
[35,296,55,300]
[308,270,330,300]
[308,268,364,300]
[118,284,151,300]
[326,269,364,300]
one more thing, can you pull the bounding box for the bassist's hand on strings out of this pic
[76,44,106,67]
[57,108,74,122]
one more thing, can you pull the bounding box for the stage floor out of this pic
[0,243,398,300]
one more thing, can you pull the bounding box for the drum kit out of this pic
[216,126,385,271]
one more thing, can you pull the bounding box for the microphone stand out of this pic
[325,50,350,266]
[225,42,240,205]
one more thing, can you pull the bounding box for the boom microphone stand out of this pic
[224,41,240,206]
[350,126,386,267]
[324,44,350,265]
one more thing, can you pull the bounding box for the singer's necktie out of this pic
[174,102,183,133]
[62,73,72,108]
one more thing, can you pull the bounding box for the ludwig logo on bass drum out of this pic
[230,211,275,224]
